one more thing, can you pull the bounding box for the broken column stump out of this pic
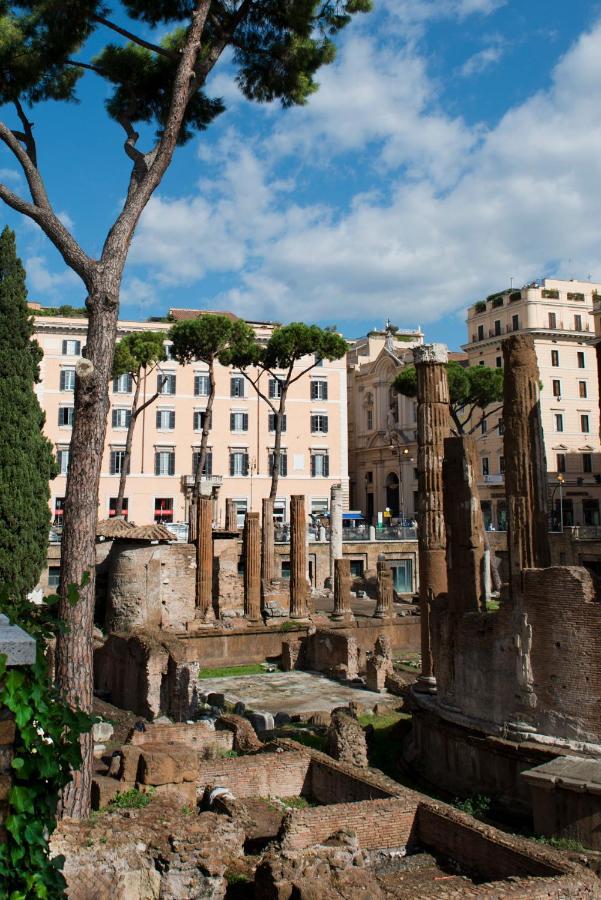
[332,557,354,621]
[374,556,394,619]
[289,495,309,618]
[196,496,214,621]
[243,512,261,621]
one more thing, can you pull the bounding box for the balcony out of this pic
[483,474,504,485]
[375,525,417,541]
[181,474,223,496]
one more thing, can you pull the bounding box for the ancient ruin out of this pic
[196,495,214,621]
[243,512,261,621]
[374,555,394,618]
[332,557,354,621]
[289,494,309,618]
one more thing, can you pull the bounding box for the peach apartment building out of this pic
[34,309,349,529]
[464,278,601,529]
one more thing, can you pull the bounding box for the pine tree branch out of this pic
[0,121,48,209]
[13,99,37,167]
[92,14,177,59]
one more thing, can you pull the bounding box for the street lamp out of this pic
[389,435,411,522]
[556,473,565,532]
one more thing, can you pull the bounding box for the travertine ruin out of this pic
[365,633,394,692]
[329,482,343,583]
[261,496,275,594]
[243,512,261,621]
[332,557,354,621]
[196,496,214,620]
[412,343,450,693]
[225,498,238,533]
[325,708,368,767]
[503,334,551,596]
[289,494,309,617]
[374,556,394,618]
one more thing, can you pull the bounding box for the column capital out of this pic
[0,616,36,666]
[413,343,448,366]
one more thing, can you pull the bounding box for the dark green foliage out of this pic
[0,2,371,144]
[0,227,56,597]
[0,581,94,897]
[112,330,166,377]
[33,305,88,318]
[394,360,504,435]
[169,314,245,365]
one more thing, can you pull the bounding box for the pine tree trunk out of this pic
[193,363,216,497]
[114,374,141,518]
[56,284,119,819]
[269,388,287,500]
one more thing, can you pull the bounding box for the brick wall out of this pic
[280,797,420,851]
[130,722,233,753]
[197,751,311,798]
[0,707,14,844]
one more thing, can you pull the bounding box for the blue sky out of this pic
[1,0,601,349]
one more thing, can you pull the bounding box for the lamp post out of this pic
[389,433,411,523]
[557,473,565,532]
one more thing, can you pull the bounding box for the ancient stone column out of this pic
[261,497,276,594]
[225,499,238,533]
[188,496,197,543]
[330,483,343,583]
[503,334,551,600]
[243,512,261,621]
[374,556,394,618]
[289,495,309,617]
[482,549,492,605]
[332,558,354,621]
[413,343,451,692]
[196,496,214,620]
[442,436,485,615]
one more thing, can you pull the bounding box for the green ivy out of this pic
[0,582,94,899]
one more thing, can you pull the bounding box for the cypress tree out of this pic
[0,226,56,597]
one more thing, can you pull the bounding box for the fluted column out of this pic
[374,556,394,618]
[290,495,309,617]
[243,512,261,621]
[503,334,550,601]
[413,343,450,692]
[225,498,238,533]
[329,483,343,583]
[332,558,354,620]
[261,497,275,593]
[196,496,214,620]
[443,436,485,616]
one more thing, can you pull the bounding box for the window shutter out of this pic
[229,454,235,476]
[243,413,248,431]
[282,415,287,432]
[311,455,316,477]
[156,410,161,429]
[60,370,66,390]
[206,452,213,476]
[281,454,288,477]
[126,410,131,427]
[322,382,328,400]
[311,382,317,400]
[158,375,163,393]
[169,453,175,476]
[324,455,330,477]
[154,453,160,476]
[112,377,118,392]
[310,415,316,432]
[269,380,275,399]
[169,411,176,429]
[323,417,329,433]
[230,413,235,430]
[268,414,274,432]
[62,340,67,355]
[243,453,249,476]
[112,409,118,427]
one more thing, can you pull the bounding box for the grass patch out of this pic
[454,794,491,819]
[108,788,154,810]
[197,664,268,679]
[280,796,312,810]
[226,871,250,885]
[359,711,413,783]
[533,835,588,853]
[280,621,302,632]
[486,599,500,612]
[279,725,327,753]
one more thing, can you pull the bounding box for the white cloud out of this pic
[25,255,80,297]
[0,167,22,184]
[461,42,505,77]
[127,19,601,333]
[380,0,505,35]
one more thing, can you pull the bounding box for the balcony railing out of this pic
[375,525,417,541]
[181,474,223,495]
[484,474,504,485]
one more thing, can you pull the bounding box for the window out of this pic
[274,500,287,524]
[367,409,373,430]
[48,566,61,589]
[481,418,488,435]
[311,414,329,434]
[112,408,131,429]
[581,414,590,433]
[268,413,287,432]
[113,373,133,393]
[551,349,559,367]
[499,456,505,474]
[156,409,175,430]
[478,360,485,367]
[60,368,75,391]
[164,342,175,360]
[154,449,175,476]
[548,312,557,329]
[268,378,283,399]
[230,376,245,398]
[53,497,65,525]
[230,412,249,432]
[159,373,176,395]
[350,560,364,578]
[556,453,566,473]
[62,339,81,356]
[281,560,291,580]
[311,380,328,400]
[577,351,586,369]
[575,314,583,331]
[579,381,588,398]
[555,413,563,432]
[498,419,505,435]
[496,356,502,368]
[494,320,501,336]
[110,449,126,475]
[154,497,173,523]
[194,374,210,396]
[57,448,70,475]
[583,453,593,474]
[314,354,324,367]
[311,498,329,516]
[193,410,208,431]
[552,379,561,398]
[482,457,489,476]
[191,449,213,476]
[58,406,74,427]
[512,314,519,331]
[477,324,484,341]
[365,471,373,484]
[310,452,329,477]
[109,497,128,518]
[229,451,249,476]
[268,450,288,477]
[234,499,248,528]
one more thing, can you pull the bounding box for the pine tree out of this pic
[0,226,56,597]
